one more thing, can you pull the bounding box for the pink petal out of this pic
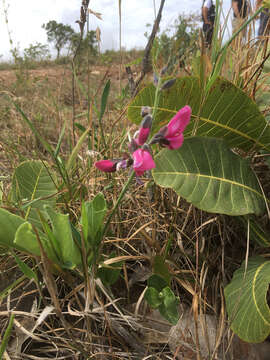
[166,133,184,150]
[167,105,191,137]
[133,149,155,176]
[95,160,116,172]
[137,127,150,145]
[133,149,144,169]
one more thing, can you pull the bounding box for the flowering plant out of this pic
[95,105,191,179]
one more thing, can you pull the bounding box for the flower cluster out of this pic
[95,105,191,177]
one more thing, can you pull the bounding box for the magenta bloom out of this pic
[95,160,117,172]
[163,105,191,149]
[135,114,152,146]
[133,148,155,176]
[136,127,150,146]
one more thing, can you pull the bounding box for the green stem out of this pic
[0,313,15,358]
[102,171,135,237]
[152,75,162,121]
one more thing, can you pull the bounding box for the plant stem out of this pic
[152,76,162,121]
[0,314,15,358]
[102,171,135,237]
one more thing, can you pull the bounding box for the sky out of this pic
[0,0,255,61]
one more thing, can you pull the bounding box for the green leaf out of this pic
[99,79,111,122]
[12,252,38,283]
[153,255,172,284]
[147,274,168,292]
[224,256,270,343]
[0,208,25,250]
[44,206,81,268]
[12,160,57,229]
[0,313,15,359]
[14,222,40,255]
[236,215,270,247]
[145,287,163,309]
[158,287,180,325]
[81,193,107,249]
[66,126,91,172]
[127,77,270,152]
[153,137,265,216]
[97,253,123,286]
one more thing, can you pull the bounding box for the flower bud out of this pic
[95,159,117,172]
[160,65,168,76]
[135,115,152,146]
[141,106,152,118]
[161,78,176,91]
[141,114,152,129]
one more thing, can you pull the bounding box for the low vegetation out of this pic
[1,1,270,359]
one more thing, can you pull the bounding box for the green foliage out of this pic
[0,208,26,250]
[12,252,38,283]
[145,274,179,325]
[236,215,270,247]
[154,13,200,71]
[0,314,15,358]
[44,206,81,268]
[23,42,50,62]
[144,255,179,325]
[153,137,265,216]
[97,252,123,286]
[12,160,57,229]
[128,72,270,334]
[81,193,107,252]
[128,77,270,153]
[224,256,270,343]
[0,160,108,270]
[42,20,74,58]
[71,31,98,58]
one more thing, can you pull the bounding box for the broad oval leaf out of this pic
[81,193,107,250]
[14,222,40,255]
[12,160,57,229]
[224,256,270,343]
[0,208,25,250]
[152,137,265,216]
[44,206,81,268]
[128,77,270,152]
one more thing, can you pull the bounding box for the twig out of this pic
[133,0,166,95]
[71,0,91,146]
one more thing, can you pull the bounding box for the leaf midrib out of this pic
[154,171,263,198]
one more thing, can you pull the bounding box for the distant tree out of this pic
[157,13,200,70]
[24,42,50,62]
[71,30,98,57]
[42,20,75,58]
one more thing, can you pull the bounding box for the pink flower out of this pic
[133,148,155,176]
[95,160,117,172]
[135,114,152,146]
[136,127,150,146]
[151,105,191,150]
[165,105,191,149]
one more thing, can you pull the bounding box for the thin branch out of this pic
[132,0,166,95]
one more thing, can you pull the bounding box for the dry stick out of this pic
[118,0,122,95]
[132,0,166,96]
[251,39,270,98]
[71,0,91,146]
